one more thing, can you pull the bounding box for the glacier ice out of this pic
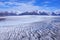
[0,16,60,40]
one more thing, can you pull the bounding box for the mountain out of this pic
[0,11,60,16]
[19,11,49,15]
[0,11,17,16]
[19,11,39,15]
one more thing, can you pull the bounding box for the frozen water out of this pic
[0,15,52,26]
[0,15,60,40]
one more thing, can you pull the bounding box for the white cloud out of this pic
[27,0,35,5]
[42,1,51,7]
[0,2,41,13]
[54,9,60,14]
[10,3,41,13]
[0,1,57,14]
[0,2,5,6]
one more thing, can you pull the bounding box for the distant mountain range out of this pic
[0,11,60,16]
[19,11,60,16]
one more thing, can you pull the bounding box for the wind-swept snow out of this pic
[0,16,60,40]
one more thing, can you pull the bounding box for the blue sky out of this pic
[0,0,60,13]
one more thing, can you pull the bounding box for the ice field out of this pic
[0,15,60,40]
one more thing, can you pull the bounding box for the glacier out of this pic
[0,15,60,40]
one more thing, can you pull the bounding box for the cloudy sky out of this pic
[0,0,60,13]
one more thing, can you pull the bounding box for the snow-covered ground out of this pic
[0,15,60,40]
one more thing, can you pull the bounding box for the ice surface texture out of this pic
[0,16,60,40]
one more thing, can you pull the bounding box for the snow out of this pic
[0,15,52,26]
[0,15,60,40]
